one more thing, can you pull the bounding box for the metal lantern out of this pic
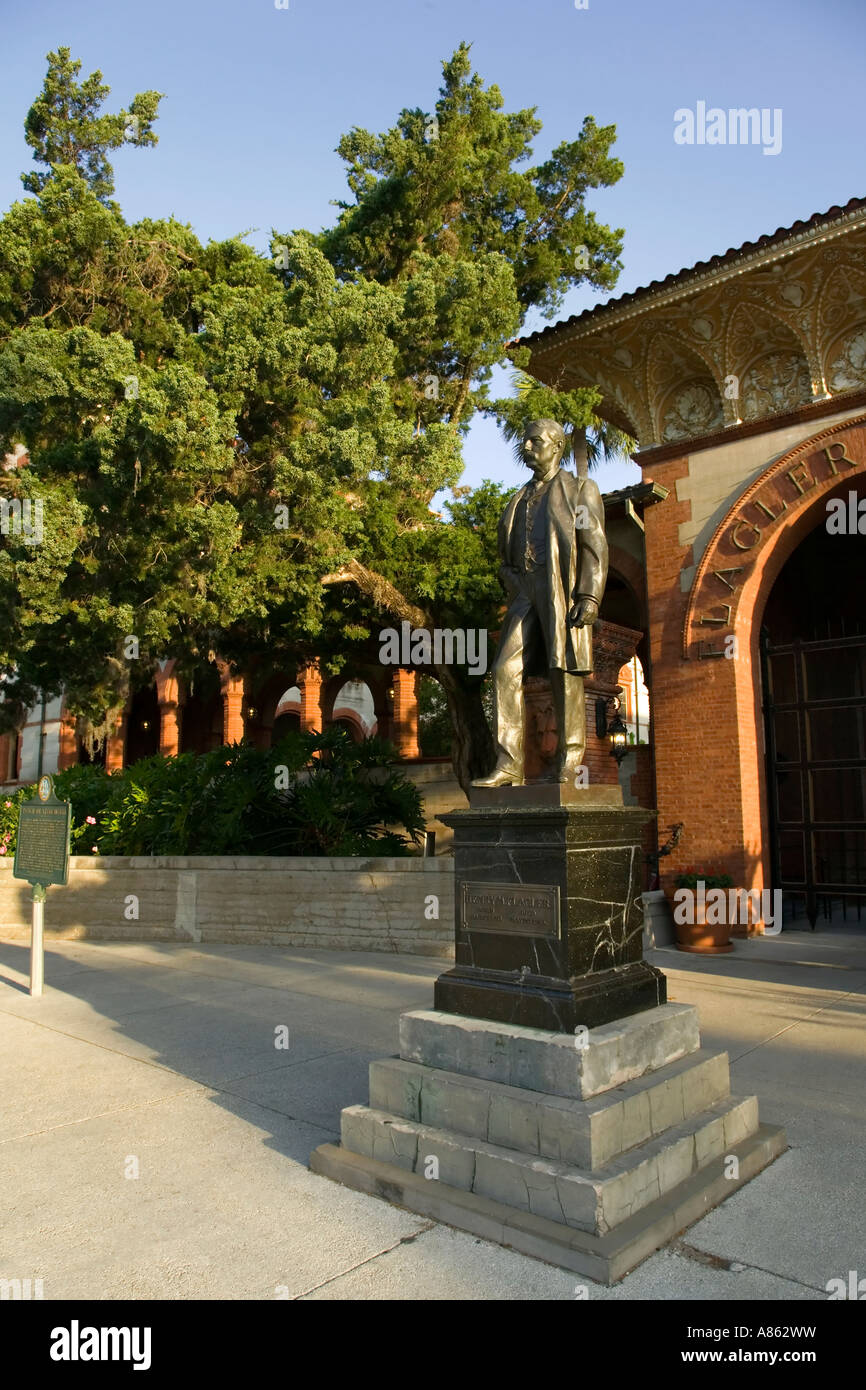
[607,698,629,765]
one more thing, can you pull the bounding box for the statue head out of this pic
[521,419,566,479]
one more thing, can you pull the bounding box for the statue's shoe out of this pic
[471,764,524,788]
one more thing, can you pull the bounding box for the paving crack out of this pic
[0,1084,209,1144]
[729,992,863,1063]
[291,1222,436,1299]
[670,1241,830,1294]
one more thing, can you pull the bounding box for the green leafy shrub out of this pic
[674,873,734,891]
[53,763,117,854]
[0,783,36,859]
[97,751,213,857]
[274,730,425,857]
[2,731,424,858]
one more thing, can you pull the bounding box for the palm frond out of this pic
[503,370,636,473]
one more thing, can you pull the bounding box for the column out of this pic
[392,668,421,758]
[105,708,128,772]
[155,660,183,757]
[0,732,14,783]
[583,619,644,788]
[297,660,324,733]
[57,714,79,771]
[217,660,246,745]
[523,677,558,780]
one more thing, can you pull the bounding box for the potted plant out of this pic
[672,873,735,954]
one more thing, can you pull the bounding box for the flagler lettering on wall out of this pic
[688,432,862,657]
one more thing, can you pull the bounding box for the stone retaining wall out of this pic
[0,857,455,958]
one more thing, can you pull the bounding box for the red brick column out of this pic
[640,454,698,895]
[392,668,420,759]
[217,660,246,745]
[630,744,654,807]
[644,451,771,911]
[155,661,183,757]
[105,708,128,772]
[57,715,79,771]
[521,622,644,786]
[297,660,324,733]
[0,732,14,782]
[524,678,558,780]
[630,743,658,884]
[583,619,644,788]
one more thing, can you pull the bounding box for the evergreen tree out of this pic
[22,47,162,204]
[0,44,627,790]
[304,42,627,782]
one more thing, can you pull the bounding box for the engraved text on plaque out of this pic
[461,881,559,937]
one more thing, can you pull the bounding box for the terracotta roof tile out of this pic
[516,196,866,351]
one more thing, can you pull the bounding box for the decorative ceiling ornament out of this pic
[780,282,806,307]
[661,380,724,442]
[690,317,714,340]
[525,223,866,444]
[818,264,866,335]
[727,299,806,368]
[591,367,645,439]
[647,332,711,391]
[828,326,866,393]
[741,351,812,420]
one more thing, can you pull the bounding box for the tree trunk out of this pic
[432,664,493,794]
[321,558,494,794]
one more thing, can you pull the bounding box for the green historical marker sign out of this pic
[13,774,71,890]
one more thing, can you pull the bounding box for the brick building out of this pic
[0,660,423,782]
[522,197,866,927]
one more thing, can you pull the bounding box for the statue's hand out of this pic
[500,564,521,599]
[568,597,599,627]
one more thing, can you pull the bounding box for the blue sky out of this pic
[1,0,862,496]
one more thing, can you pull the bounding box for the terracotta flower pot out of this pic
[674,907,734,954]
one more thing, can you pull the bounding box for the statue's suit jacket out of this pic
[498,468,607,675]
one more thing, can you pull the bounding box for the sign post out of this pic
[30,885,46,996]
[12,774,71,998]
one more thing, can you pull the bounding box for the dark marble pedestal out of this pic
[435,785,664,1032]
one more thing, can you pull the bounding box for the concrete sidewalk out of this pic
[0,928,863,1300]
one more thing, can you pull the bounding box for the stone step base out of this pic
[310,1123,787,1285]
[399,1003,700,1101]
[369,1048,732,1170]
[340,1092,759,1235]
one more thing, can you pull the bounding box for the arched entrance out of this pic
[272,686,301,744]
[663,413,866,917]
[180,663,223,755]
[331,679,377,742]
[321,670,392,743]
[125,685,160,764]
[761,521,866,927]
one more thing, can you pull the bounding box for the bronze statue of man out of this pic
[473,419,608,787]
